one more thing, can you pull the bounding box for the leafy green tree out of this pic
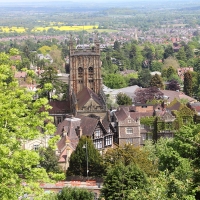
[116,92,132,105]
[114,40,120,51]
[9,48,20,56]
[101,162,148,200]
[38,64,68,100]
[57,187,94,200]
[164,45,174,59]
[142,44,155,61]
[144,138,195,199]
[167,74,182,84]
[173,124,200,198]
[150,60,163,72]
[128,44,144,71]
[184,71,193,96]
[39,146,61,173]
[130,69,151,88]
[163,57,180,69]
[176,47,187,62]
[103,73,127,89]
[0,53,55,199]
[67,136,104,177]
[104,144,157,176]
[150,74,164,89]
[166,66,176,78]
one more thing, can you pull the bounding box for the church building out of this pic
[68,36,107,118]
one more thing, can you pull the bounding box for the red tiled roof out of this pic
[14,71,27,78]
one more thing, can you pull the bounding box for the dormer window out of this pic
[94,129,101,138]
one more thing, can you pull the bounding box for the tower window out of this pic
[88,67,94,77]
[78,67,83,78]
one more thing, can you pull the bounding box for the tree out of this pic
[166,79,180,91]
[57,187,94,200]
[166,66,176,79]
[0,53,55,199]
[150,60,163,72]
[173,124,200,198]
[164,45,174,59]
[176,47,187,62]
[114,40,120,51]
[163,56,180,69]
[104,144,157,176]
[134,87,164,104]
[144,138,196,199]
[38,64,68,100]
[67,136,104,177]
[101,162,148,200]
[103,73,127,89]
[150,74,164,89]
[184,71,193,96]
[116,92,132,105]
[39,147,61,173]
[129,69,151,88]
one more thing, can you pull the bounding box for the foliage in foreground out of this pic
[67,136,105,177]
[0,52,55,199]
[57,187,94,200]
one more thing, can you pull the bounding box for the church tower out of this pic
[69,36,107,118]
[69,37,102,95]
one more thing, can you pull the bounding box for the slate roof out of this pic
[48,100,71,114]
[77,87,104,109]
[77,114,98,136]
[56,117,81,151]
[160,90,196,103]
[167,101,182,111]
[115,107,153,121]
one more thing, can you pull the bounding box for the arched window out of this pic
[78,67,83,78]
[88,67,93,78]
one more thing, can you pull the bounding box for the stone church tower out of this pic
[69,37,102,95]
[69,36,107,118]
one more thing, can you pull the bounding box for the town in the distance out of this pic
[0,0,200,199]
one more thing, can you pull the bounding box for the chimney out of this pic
[76,126,82,138]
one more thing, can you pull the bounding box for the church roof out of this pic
[77,87,104,109]
[48,100,71,114]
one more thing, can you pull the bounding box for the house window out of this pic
[57,117,62,125]
[128,119,131,123]
[183,117,188,124]
[126,128,133,134]
[140,124,145,129]
[33,144,39,151]
[126,138,133,144]
[94,129,101,138]
[93,139,102,149]
[105,136,112,146]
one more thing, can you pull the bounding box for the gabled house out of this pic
[112,107,153,146]
[55,114,114,171]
